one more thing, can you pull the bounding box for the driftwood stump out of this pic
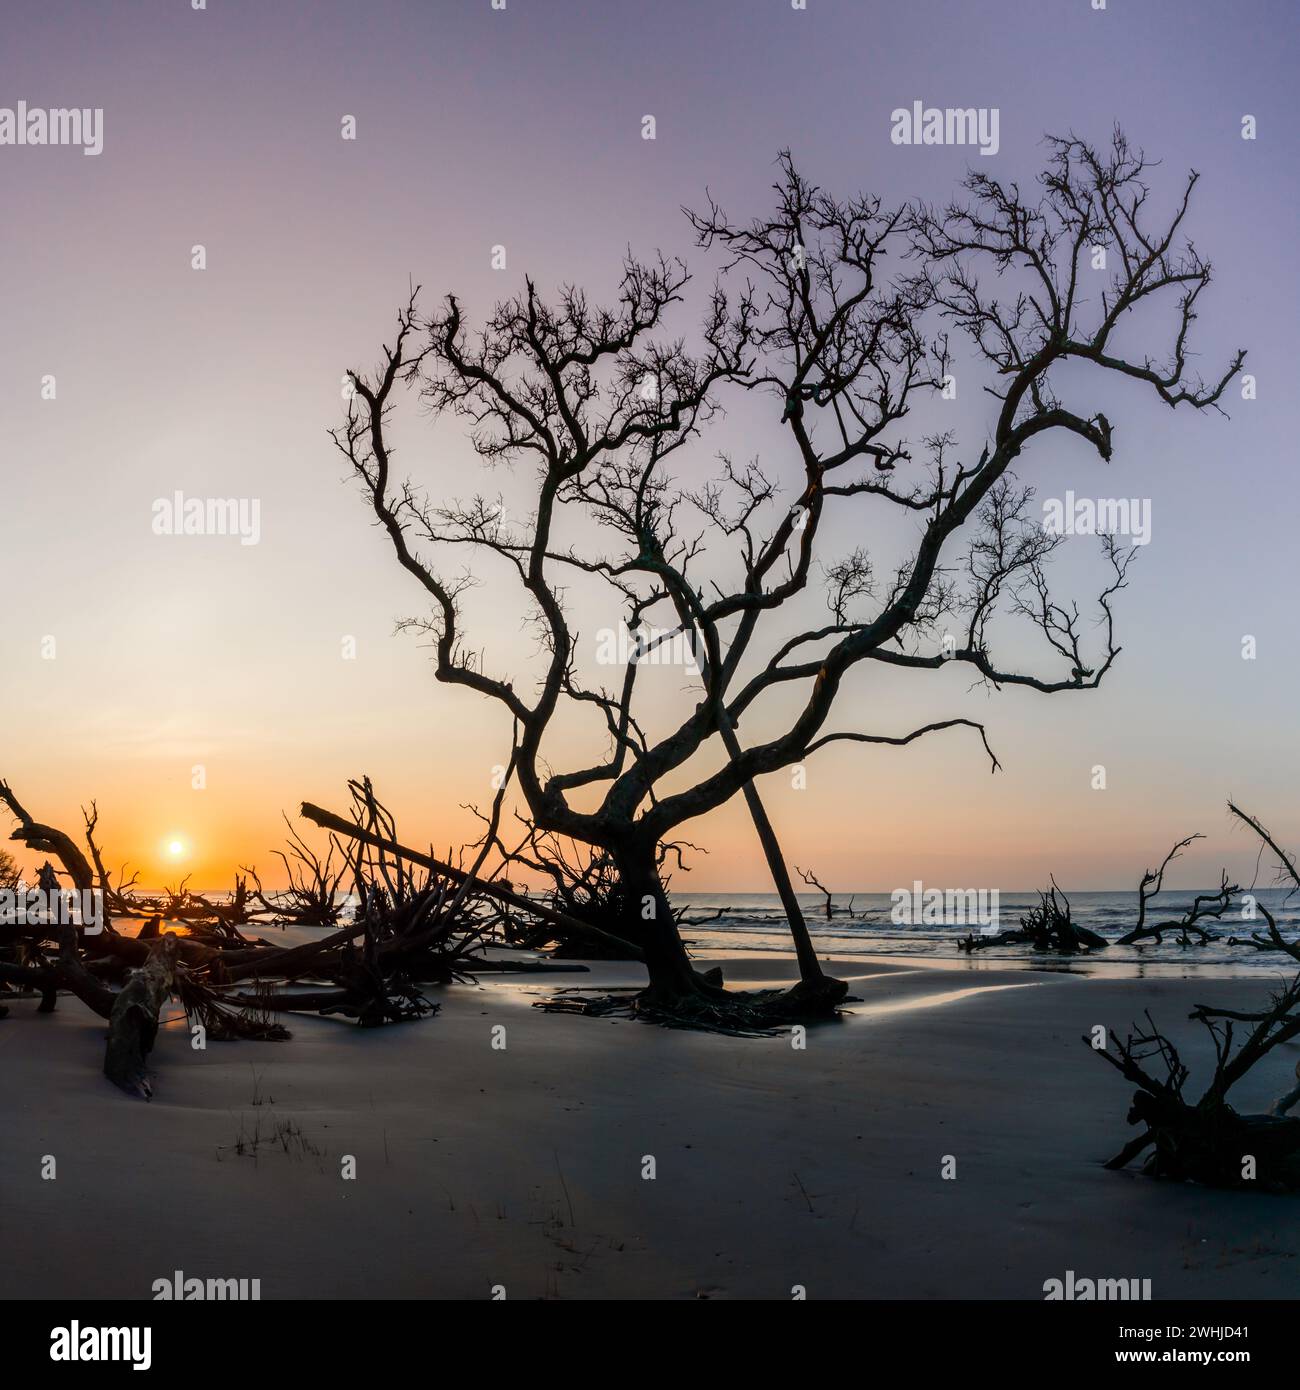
[104,935,178,1100]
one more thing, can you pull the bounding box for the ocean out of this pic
[668,887,1300,973]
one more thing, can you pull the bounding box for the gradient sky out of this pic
[1,0,1297,893]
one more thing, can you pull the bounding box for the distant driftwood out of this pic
[0,773,612,1099]
[959,880,1108,954]
[960,839,1243,956]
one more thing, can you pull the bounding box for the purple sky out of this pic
[1,0,1297,892]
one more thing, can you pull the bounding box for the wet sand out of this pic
[3,952,1298,1299]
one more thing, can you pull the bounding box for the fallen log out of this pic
[218,920,367,983]
[467,959,589,974]
[221,986,356,1014]
[0,919,220,971]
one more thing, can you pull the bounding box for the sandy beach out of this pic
[5,951,1298,1301]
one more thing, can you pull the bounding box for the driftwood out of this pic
[300,800,645,960]
[1090,986,1300,1189]
[795,866,856,920]
[1090,803,1300,1189]
[484,820,670,958]
[1223,930,1300,952]
[1,773,602,1096]
[1115,836,1236,946]
[104,936,178,1099]
[0,780,96,897]
[960,881,1106,953]
[83,801,140,920]
[961,836,1241,955]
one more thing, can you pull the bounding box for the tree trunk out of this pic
[717,716,824,982]
[612,843,701,1001]
[716,715,847,1011]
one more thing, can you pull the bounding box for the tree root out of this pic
[536,975,851,1036]
[1108,1092,1300,1190]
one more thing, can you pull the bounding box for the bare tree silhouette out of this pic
[335,132,1242,1021]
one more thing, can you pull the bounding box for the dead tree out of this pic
[0,780,96,898]
[961,879,1107,953]
[796,866,855,921]
[82,802,142,923]
[184,875,255,937]
[301,795,641,961]
[235,815,349,928]
[1,773,594,1095]
[335,132,1240,1023]
[961,836,1239,954]
[1115,834,1237,946]
[495,820,628,952]
[1090,804,1300,1188]
[481,814,713,956]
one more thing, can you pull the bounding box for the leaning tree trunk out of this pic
[716,716,848,1011]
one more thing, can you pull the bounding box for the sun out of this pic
[166,839,186,858]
